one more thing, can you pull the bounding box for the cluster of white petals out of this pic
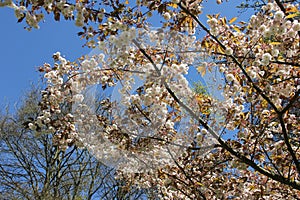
[34,24,217,173]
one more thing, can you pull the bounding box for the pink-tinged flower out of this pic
[207,18,218,27]
[271,49,279,57]
[226,73,235,82]
[274,11,284,20]
[73,94,84,103]
[28,123,37,130]
[266,2,274,11]
[225,48,233,55]
[292,20,300,31]
[163,12,171,21]
[287,30,297,38]
[258,25,267,33]
[261,53,272,65]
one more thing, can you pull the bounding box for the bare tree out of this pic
[0,87,147,200]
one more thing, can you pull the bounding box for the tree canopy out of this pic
[1,0,300,199]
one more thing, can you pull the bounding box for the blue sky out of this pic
[0,7,89,108]
[0,1,251,111]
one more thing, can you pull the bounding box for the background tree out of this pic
[0,87,148,200]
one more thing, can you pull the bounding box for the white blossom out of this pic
[163,12,171,21]
[73,94,84,102]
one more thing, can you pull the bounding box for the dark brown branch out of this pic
[271,60,300,67]
[277,111,300,174]
[275,0,287,14]
[281,89,300,114]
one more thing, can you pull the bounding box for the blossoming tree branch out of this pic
[2,0,300,198]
